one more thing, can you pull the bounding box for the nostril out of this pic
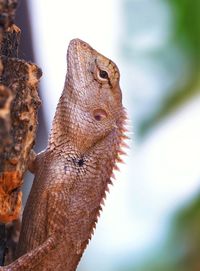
[82,42,87,48]
[93,109,108,121]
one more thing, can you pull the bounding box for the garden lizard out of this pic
[1,38,127,270]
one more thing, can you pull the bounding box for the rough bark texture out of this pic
[0,1,42,223]
[0,0,18,41]
[0,0,42,265]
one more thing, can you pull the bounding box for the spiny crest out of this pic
[114,107,129,167]
[100,106,129,203]
[87,108,129,245]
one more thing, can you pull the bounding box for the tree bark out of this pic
[0,0,42,264]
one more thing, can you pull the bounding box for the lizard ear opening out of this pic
[93,109,108,121]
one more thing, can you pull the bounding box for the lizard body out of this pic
[2,39,127,270]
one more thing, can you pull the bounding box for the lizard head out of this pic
[49,39,126,152]
[65,38,126,152]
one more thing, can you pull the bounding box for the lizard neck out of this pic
[48,79,125,154]
[48,79,70,149]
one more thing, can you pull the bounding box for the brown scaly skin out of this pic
[1,39,127,270]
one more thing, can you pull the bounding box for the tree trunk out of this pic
[0,0,42,264]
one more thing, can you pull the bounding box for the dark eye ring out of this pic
[99,70,109,79]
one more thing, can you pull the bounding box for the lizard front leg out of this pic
[27,150,37,174]
[28,149,47,174]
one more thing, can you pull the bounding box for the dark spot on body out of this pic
[72,157,85,168]
[78,159,84,167]
[64,165,67,174]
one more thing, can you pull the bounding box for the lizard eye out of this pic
[99,70,109,79]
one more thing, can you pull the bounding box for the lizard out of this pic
[1,38,127,271]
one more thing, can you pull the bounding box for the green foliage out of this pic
[167,193,200,271]
[140,0,200,136]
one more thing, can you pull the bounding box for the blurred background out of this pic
[15,0,200,270]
